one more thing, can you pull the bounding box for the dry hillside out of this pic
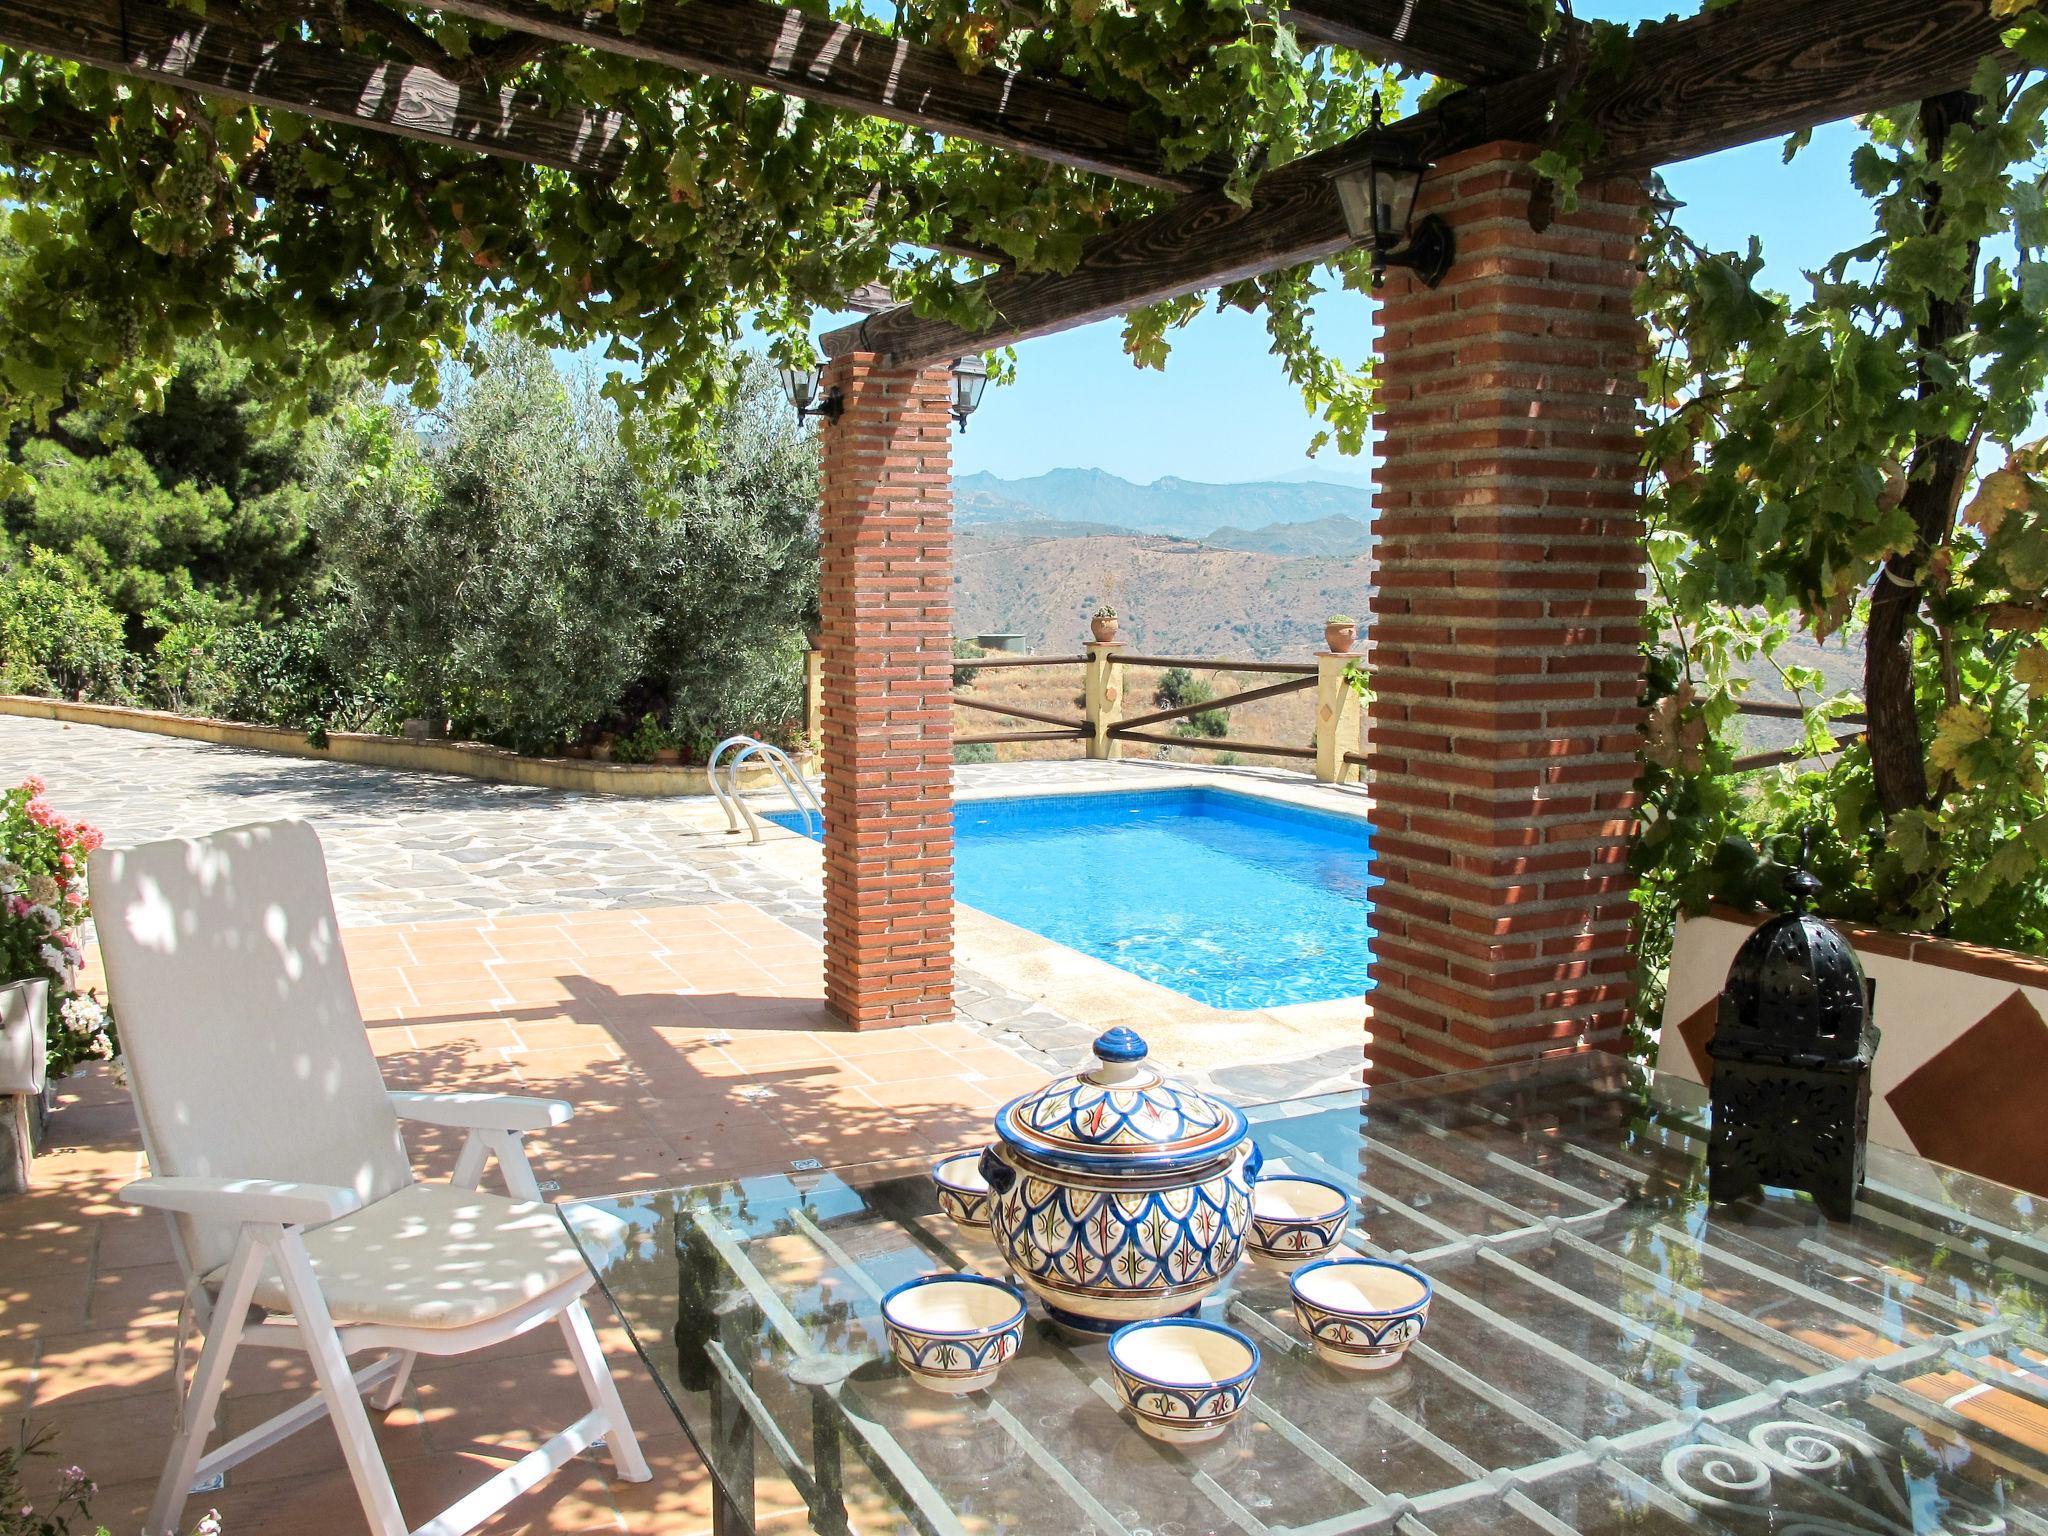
[955,528,1374,661]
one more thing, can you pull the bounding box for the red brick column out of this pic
[1366,144,1647,1080]
[817,355,955,1028]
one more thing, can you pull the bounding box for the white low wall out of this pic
[1659,906,2048,1196]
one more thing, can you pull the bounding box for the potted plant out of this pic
[1324,615,1358,654]
[1091,605,1119,644]
[0,778,116,1191]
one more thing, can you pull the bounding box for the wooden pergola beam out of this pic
[827,0,2013,365]
[1282,0,1570,82]
[0,0,631,176]
[422,0,1221,194]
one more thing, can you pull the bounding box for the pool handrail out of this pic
[707,736,820,844]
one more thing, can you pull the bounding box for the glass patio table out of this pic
[564,1055,2048,1536]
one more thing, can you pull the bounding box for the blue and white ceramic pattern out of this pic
[1246,1174,1352,1260]
[880,1274,1027,1394]
[1289,1256,1432,1372]
[992,1026,1248,1171]
[931,1151,993,1228]
[981,1029,1258,1332]
[1107,1318,1260,1444]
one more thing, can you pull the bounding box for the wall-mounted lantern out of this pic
[949,355,990,429]
[778,364,842,425]
[1333,93,1455,291]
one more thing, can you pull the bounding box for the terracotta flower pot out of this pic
[653,748,682,765]
[1091,615,1119,643]
[1324,622,1357,655]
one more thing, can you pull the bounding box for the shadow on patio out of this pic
[7,898,1044,1533]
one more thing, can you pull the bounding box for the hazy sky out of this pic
[876,0,1882,486]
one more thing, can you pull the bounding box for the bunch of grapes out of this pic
[267,140,309,201]
[153,138,220,220]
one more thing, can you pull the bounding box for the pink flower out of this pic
[26,801,55,828]
[58,853,73,872]
[6,895,27,918]
[65,890,85,907]
[21,775,44,795]
[77,826,104,853]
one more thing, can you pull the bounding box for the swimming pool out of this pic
[772,788,1376,1010]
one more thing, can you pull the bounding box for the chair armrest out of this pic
[387,1091,572,1133]
[120,1176,364,1227]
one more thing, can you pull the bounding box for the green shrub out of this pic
[954,742,997,765]
[0,548,137,701]
[146,585,244,717]
[611,712,673,765]
[952,639,984,690]
[313,341,817,757]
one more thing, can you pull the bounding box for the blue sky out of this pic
[896,0,1881,486]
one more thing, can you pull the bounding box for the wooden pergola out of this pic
[0,0,2018,1075]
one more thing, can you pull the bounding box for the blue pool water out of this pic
[772,788,1376,1010]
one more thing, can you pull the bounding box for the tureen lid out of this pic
[991,1028,1248,1174]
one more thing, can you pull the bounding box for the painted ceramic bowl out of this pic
[1107,1319,1260,1445]
[1247,1174,1352,1260]
[1289,1256,1432,1372]
[880,1274,1028,1395]
[932,1151,993,1228]
[981,1028,1258,1334]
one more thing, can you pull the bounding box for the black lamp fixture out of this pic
[1333,92,1455,291]
[777,363,842,425]
[1705,845,1880,1222]
[948,354,989,429]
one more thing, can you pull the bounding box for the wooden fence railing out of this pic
[948,644,1360,781]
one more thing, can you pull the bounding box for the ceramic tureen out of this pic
[978,1027,1259,1333]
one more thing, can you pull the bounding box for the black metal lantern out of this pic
[1706,858,1880,1221]
[778,363,842,424]
[1333,93,1455,291]
[949,354,989,429]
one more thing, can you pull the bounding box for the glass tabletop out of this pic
[564,1055,2048,1536]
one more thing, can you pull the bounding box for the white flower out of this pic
[39,942,68,976]
[60,995,106,1036]
[26,902,62,933]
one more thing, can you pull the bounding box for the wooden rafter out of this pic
[827,0,2014,365]
[421,0,1222,193]
[1282,0,1572,82]
[0,0,632,176]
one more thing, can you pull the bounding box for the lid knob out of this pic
[1093,1028,1148,1064]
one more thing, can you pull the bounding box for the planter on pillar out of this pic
[816,355,957,1029]
[1083,642,1125,760]
[1365,143,1649,1081]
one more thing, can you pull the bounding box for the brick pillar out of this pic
[1366,144,1648,1080]
[818,355,955,1029]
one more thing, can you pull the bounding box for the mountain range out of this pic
[955,468,1372,543]
[949,470,1376,659]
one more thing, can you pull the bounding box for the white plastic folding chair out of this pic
[87,820,651,1536]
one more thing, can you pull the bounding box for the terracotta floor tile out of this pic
[2,896,1052,1529]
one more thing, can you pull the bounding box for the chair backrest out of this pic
[87,820,412,1278]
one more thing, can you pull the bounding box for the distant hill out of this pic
[956,468,1371,539]
[956,528,1372,660]
[1205,514,1372,558]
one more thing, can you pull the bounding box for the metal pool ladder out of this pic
[707,736,822,844]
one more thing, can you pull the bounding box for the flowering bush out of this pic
[0,1424,220,1535]
[0,779,115,1077]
